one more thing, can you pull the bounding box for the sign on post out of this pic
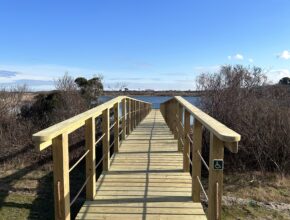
[213,159,224,170]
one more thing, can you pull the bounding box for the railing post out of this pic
[102,108,110,171]
[164,103,168,123]
[128,99,131,134]
[122,99,126,140]
[114,102,119,153]
[168,101,174,134]
[183,110,190,172]
[131,100,135,130]
[137,102,141,125]
[177,103,183,152]
[208,132,224,220]
[141,103,144,120]
[192,119,202,202]
[85,117,96,200]
[173,101,178,140]
[134,101,137,128]
[52,133,70,220]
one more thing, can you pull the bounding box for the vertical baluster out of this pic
[114,102,119,153]
[52,133,70,220]
[102,108,110,171]
[208,133,224,220]
[183,110,190,172]
[128,99,131,134]
[177,103,183,152]
[168,101,174,134]
[138,102,141,125]
[122,99,126,140]
[131,100,135,130]
[173,101,178,140]
[85,117,96,200]
[192,119,202,202]
[134,101,137,128]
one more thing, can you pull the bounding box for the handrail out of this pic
[166,96,240,143]
[33,96,151,150]
[32,95,151,220]
[160,96,241,220]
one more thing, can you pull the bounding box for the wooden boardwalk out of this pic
[76,109,206,220]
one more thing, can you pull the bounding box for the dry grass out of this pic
[224,172,290,203]
[222,172,290,219]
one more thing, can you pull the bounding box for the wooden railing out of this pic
[32,96,151,220]
[160,96,241,220]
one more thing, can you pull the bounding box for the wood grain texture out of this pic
[33,96,151,150]
[52,134,70,220]
[102,108,110,171]
[85,117,96,200]
[76,110,206,220]
[168,96,241,143]
[208,133,224,220]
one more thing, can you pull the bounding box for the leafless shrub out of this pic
[0,85,35,167]
[54,72,77,91]
[196,65,290,176]
[0,73,90,168]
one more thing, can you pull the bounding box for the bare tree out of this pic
[196,65,290,176]
[54,72,77,91]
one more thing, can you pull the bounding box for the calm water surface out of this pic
[99,96,200,109]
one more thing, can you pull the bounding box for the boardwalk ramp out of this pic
[76,110,206,219]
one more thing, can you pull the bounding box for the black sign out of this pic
[213,159,224,170]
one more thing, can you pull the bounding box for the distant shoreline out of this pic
[103,90,203,96]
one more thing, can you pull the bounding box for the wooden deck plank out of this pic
[76,109,207,220]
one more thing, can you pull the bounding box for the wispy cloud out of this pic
[266,68,290,83]
[228,54,244,60]
[193,65,220,73]
[277,50,290,60]
[248,58,254,63]
[0,70,19,78]
[14,79,54,86]
[160,72,189,76]
[108,77,144,81]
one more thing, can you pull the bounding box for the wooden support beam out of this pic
[138,102,141,125]
[131,100,135,130]
[177,103,183,152]
[134,101,137,128]
[183,110,190,172]
[114,102,119,153]
[52,133,70,220]
[85,117,96,200]
[121,99,126,140]
[127,99,131,134]
[102,108,110,171]
[173,101,178,140]
[208,132,224,220]
[192,119,202,202]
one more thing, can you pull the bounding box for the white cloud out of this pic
[228,54,244,60]
[0,63,198,91]
[248,58,254,63]
[0,64,103,84]
[193,65,220,73]
[267,69,290,83]
[0,63,107,91]
[277,50,290,60]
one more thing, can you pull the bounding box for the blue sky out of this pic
[0,0,290,90]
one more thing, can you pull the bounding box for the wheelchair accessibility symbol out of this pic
[213,159,224,170]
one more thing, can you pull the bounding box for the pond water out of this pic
[99,96,200,109]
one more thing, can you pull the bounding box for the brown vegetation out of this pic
[196,65,290,176]
[0,73,105,169]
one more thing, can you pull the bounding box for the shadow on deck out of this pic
[76,110,206,220]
